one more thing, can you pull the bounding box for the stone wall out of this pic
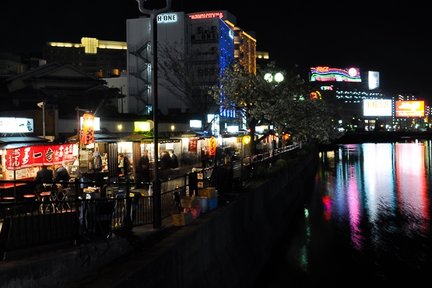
[87,149,319,288]
[1,148,319,288]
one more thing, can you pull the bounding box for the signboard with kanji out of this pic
[80,113,95,145]
[188,138,197,153]
[6,144,75,170]
[208,137,217,156]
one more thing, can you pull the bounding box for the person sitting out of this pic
[35,165,54,193]
[54,162,70,188]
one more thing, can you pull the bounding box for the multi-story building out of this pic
[309,66,429,131]
[127,10,256,135]
[224,19,256,75]
[309,66,388,131]
[43,37,127,78]
[127,12,189,116]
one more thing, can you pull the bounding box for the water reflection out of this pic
[395,143,430,235]
[255,142,432,286]
[330,143,431,250]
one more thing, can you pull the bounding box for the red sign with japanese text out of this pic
[6,144,75,169]
[208,137,217,156]
[188,138,197,153]
[80,113,95,145]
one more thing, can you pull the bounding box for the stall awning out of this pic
[0,136,49,149]
[68,133,130,143]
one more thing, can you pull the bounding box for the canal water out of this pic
[254,142,432,286]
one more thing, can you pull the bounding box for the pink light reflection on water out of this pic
[395,143,430,234]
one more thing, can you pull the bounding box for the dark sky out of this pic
[1,0,430,98]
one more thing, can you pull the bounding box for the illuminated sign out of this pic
[80,116,100,131]
[0,117,33,133]
[6,144,75,169]
[134,121,153,132]
[368,71,380,90]
[208,137,217,156]
[188,12,224,20]
[310,66,362,82]
[320,85,334,91]
[157,13,178,23]
[227,126,239,133]
[190,120,202,129]
[80,113,95,145]
[363,99,392,117]
[395,101,425,118]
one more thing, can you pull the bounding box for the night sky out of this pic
[1,0,430,98]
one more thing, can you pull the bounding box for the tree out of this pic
[212,61,279,152]
[158,45,219,129]
[272,98,340,144]
[213,61,340,151]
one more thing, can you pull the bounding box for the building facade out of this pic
[43,37,127,78]
[127,10,255,135]
[309,66,429,131]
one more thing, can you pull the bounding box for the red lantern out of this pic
[80,113,95,145]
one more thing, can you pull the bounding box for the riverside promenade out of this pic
[1,147,319,288]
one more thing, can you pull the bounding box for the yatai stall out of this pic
[0,143,76,200]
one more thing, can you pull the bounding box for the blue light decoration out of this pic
[219,19,235,118]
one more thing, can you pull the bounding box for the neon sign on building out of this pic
[188,12,224,20]
[310,66,362,82]
[395,101,425,118]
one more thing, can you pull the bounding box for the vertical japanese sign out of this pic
[188,138,197,153]
[208,137,217,156]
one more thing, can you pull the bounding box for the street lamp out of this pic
[136,0,172,229]
[264,72,284,84]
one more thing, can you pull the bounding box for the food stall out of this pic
[0,143,76,201]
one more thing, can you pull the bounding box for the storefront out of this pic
[1,143,76,181]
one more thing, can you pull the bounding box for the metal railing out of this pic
[0,144,301,259]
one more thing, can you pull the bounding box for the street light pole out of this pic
[37,101,46,138]
[42,103,45,138]
[136,0,172,229]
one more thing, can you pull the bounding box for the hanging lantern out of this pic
[80,112,95,145]
[208,137,217,156]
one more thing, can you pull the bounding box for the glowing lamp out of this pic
[242,135,251,145]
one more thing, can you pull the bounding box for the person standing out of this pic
[93,151,103,172]
[188,168,198,197]
[118,153,130,179]
[135,150,150,188]
[169,150,179,169]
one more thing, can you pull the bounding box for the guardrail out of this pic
[0,144,301,260]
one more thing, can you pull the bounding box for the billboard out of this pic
[6,144,75,169]
[363,99,392,117]
[395,101,425,117]
[368,71,380,90]
[310,66,361,82]
[0,117,33,133]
